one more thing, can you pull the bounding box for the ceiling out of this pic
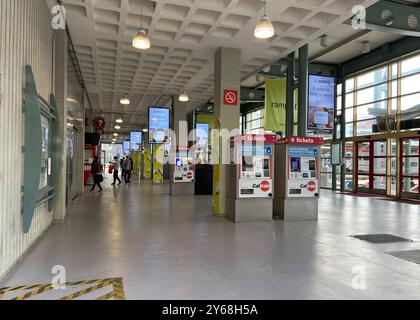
[46,0,391,142]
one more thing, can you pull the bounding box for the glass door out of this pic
[400,138,420,200]
[356,140,387,195]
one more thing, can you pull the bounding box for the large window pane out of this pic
[356,119,377,136]
[401,55,420,77]
[401,92,420,113]
[346,78,354,93]
[357,67,388,89]
[403,139,419,155]
[374,141,387,156]
[402,157,419,176]
[374,158,387,175]
[402,177,419,193]
[373,176,386,190]
[356,101,387,121]
[357,84,388,105]
[345,123,354,137]
[401,73,420,95]
[345,107,354,122]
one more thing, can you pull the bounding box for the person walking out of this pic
[91,156,103,192]
[111,156,122,186]
[122,156,132,183]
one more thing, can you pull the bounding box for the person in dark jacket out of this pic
[91,156,103,192]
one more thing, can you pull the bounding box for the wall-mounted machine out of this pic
[170,147,195,196]
[227,134,276,222]
[274,136,324,221]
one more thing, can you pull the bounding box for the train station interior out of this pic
[1,0,420,300]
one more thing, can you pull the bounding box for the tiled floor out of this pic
[1,178,420,300]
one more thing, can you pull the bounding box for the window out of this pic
[245,108,265,134]
[39,114,50,189]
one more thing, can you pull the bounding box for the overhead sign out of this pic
[92,116,105,130]
[130,132,142,145]
[232,134,277,143]
[223,89,239,106]
[149,107,170,144]
[308,75,335,131]
[277,136,324,145]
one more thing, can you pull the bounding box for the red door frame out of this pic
[355,140,387,194]
[399,137,420,198]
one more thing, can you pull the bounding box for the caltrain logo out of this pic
[253,181,270,192]
[301,181,317,192]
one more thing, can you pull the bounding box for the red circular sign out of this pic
[260,180,270,192]
[93,116,106,130]
[224,90,238,106]
[187,172,193,179]
[307,181,316,192]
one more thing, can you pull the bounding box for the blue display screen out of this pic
[123,141,130,152]
[290,157,301,172]
[130,132,142,145]
[149,107,170,144]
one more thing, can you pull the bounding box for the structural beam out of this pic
[298,44,309,137]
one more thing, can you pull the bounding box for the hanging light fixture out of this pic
[115,125,121,130]
[142,128,148,133]
[116,117,123,124]
[179,91,190,102]
[113,133,119,137]
[120,95,130,105]
[254,0,274,39]
[132,1,151,50]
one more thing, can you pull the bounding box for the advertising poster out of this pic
[149,107,170,144]
[153,144,164,184]
[308,75,335,131]
[143,146,152,179]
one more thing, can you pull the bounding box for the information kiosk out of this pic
[169,147,195,196]
[227,134,276,222]
[273,136,323,220]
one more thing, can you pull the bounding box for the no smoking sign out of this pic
[223,89,239,106]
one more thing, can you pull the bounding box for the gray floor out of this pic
[2,177,420,300]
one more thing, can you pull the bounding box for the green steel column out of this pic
[286,51,295,137]
[340,80,346,192]
[298,44,308,137]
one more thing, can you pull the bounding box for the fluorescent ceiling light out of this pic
[120,96,130,105]
[179,91,189,102]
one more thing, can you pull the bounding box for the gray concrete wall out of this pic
[0,0,55,279]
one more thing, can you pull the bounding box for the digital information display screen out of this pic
[308,75,335,131]
[130,132,142,145]
[196,123,209,147]
[123,141,130,153]
[149,107,170,144]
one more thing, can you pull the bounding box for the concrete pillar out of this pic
[286,51,295,137]
[172,96,188,147]
[170,96,193,195]
[213,47,241,215]
[53,30,68,222]
[298,44,308,137]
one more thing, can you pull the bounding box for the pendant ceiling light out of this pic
[113,133,119,137]
[179,91,190,102]
[132,1,151,50]
[116,117,123,124]
[254,0,274,39]
[115,125,121,130]
[142,128,149,133]
[120,95,130,105]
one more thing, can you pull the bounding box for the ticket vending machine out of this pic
[273,136,324,220]
[227,135,276,222]
[169,147,195,196]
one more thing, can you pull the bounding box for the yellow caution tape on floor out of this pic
[0,277,125,300]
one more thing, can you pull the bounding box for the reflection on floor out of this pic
[2,178,420,300]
